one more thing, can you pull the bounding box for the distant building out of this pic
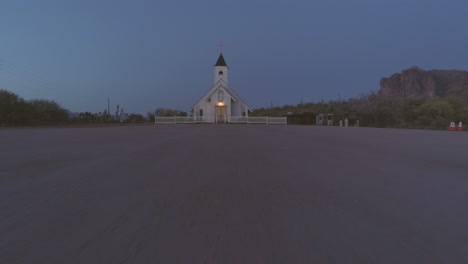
[190,54,251,123]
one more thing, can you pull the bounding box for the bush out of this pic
[0,90,69,126]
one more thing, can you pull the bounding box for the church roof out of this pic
[215,54,227,66]
[190,79,252,112]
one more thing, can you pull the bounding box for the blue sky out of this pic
[1,0,467,114]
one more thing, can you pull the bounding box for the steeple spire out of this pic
[215,53,227,66]
[214,53,228,84]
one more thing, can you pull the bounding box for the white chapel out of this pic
[190,54,252,123]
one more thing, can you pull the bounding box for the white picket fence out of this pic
[154,116,213,124]
[229,116,287,125]
[154,116,287,125]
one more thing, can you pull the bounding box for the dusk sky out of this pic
[1,0,467,114]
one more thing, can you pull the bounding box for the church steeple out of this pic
[214,53,228,84]
[215,53,228,66]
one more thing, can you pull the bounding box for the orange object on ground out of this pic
[449,121,455,131]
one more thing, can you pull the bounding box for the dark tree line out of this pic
[2,88,466,129]
[350,93,468,129]
[146,108,188,122]
[0,89,68,126]
[252,93,468,130]
[0,89,188,126]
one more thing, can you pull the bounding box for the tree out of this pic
[0,90,68,125]
[126,113,145,123]
[115,104,124,121]
[446,97,468,122]
[77,112,97,123]
[416,98,454,120]
[154,108,187,117]
[28,99,69,125]
[98,109,113,122]
[147,112,155,122]
[0,89,25,125]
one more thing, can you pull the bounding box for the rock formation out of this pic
[379,66,468,100]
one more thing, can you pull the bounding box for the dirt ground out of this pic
[1,125,467,263]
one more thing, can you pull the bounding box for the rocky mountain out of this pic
[378,66,468,100]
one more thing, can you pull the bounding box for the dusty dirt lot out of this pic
[1,125,467,263]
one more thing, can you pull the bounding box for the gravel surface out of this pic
[1,125,467,263]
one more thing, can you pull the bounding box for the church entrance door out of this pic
[215,106,227,124]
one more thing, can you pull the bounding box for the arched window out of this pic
[218,71,223,76]
[218,90,224,102]
[199,109,203,116]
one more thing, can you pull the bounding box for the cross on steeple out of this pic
[217,41,224,53]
